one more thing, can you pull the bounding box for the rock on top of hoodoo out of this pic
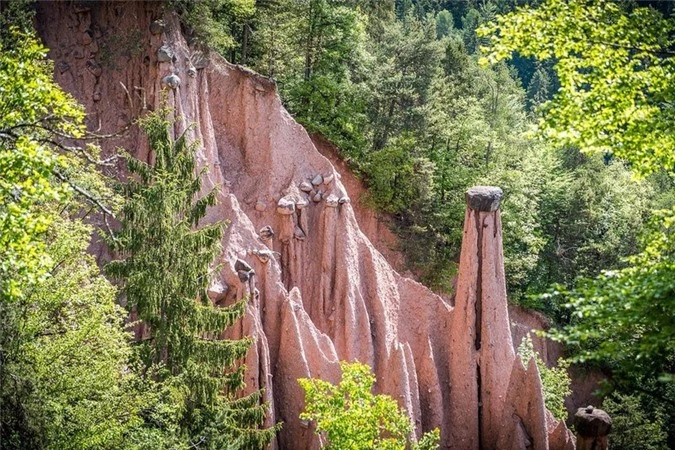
[574,406,612,437]
[465,186,503,212]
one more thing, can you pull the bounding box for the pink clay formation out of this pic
[36,2,576,448]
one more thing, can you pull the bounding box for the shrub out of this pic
[299,361,439,450]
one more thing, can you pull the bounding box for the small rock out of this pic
[57,61,70,74]
[86,60,102,77]
[323,174,334,184]
[191,51,209,69]
[150,19,165,35]
[299,181,313,193]
[294,226,306,241]
[235,259,253,273]
[187,66,197,78]
[207,280,227,303]
[311,174,323,186]
[312,191,323,202]
[93,91,101,102]
[339,196,350,205]
[252,249,275,264]
[325,194,339,207]
[296,197,309,210]
[73,48,84,59]
[255,201,266,212]
[157,45,174,63]
[259,226,274,241]
[161,74,181,89]
[276,197,295,215]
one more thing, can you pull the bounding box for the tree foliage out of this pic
[0,27,85,302]
[479,2,675,444]
[2,215,150,450]
[479,0,675,175]
[544,208,675,381]
[106,109,276,449]
[171,0,256,53]
[299,361,439,450]
[479,0,675,380]
[603,393,669,450]
[0,22,140,449]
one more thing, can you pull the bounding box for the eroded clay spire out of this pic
[449,186,516,449]
[449,186,571,450]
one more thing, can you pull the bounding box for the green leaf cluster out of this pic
[478,0,675,383]
[544,207,675,382]
[479,0,675,176]
[479,1,675,442]
[0,23,150,449]
[1,215,151,450]
[0,27,85,302]
[171,0,256,53]
[299,361,439,450]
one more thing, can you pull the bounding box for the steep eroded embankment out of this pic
[37,3,574,449]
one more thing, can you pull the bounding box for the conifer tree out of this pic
[106,109,276,449]
[525,63,551,112]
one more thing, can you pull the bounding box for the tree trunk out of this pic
[241,21,249,66]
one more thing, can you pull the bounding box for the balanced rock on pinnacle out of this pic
[465,186,503,212]
[574,406,612,450]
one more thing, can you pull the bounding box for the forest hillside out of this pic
[0,1,673,450]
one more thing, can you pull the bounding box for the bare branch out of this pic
[103,213,117,242]
[590,40,675,58]
[53,170,115,218]
[120,82,134,111]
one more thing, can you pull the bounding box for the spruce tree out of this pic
[525,63,551,112]
[106,109,276,449]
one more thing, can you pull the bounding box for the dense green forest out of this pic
[0,0,674,449]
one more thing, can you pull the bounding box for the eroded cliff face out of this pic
[36,2,574,449]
